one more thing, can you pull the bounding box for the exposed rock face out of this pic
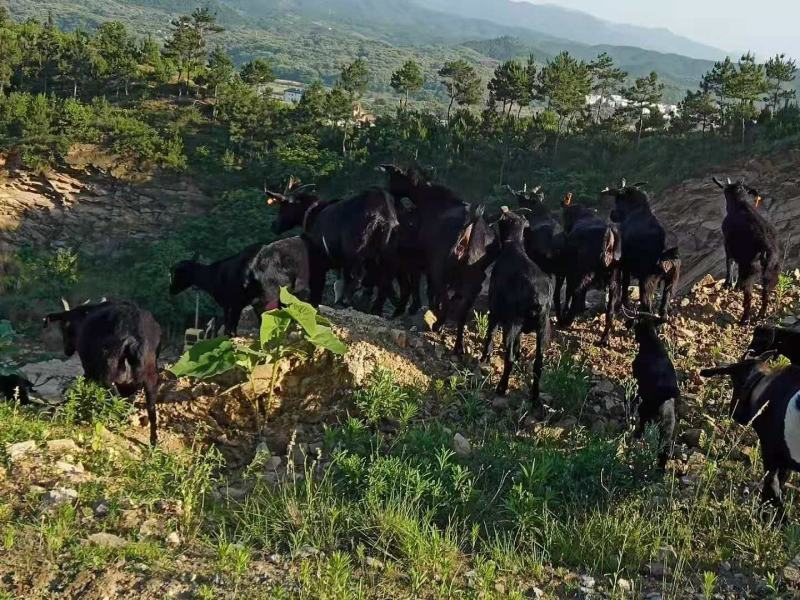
[652,148,800,292]
[0,167,212,256]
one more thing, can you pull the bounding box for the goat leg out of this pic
[553,273,564,321]
[761,468,785,510]
[496,323,522,396]
[598,268,620,347]
[657,398,677,468]
[480,313,499,363]
[530,313,549,408]
[144,371,158,447]
[741,285,753,326]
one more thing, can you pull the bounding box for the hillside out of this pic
[11,0,722,104]
[418,0,727,60]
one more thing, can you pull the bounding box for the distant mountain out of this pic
[418,0,727,61]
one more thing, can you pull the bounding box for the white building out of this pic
[283,87,304,104]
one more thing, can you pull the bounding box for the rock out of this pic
[55,460,85,475]
[616,578,631,592]
[682,429,705,448]
[389,329,408,348]
[491,396,509,410]
[590,418,607,435]
[555,415,578,431]
[365,556,385,569]
[603,396,617,411]
[647,562,669,578]
[138,519,161,538]
[94,501,109,517]
[658,545,677,562]
[782,315,798,327]
[718,561,731,573]
[297,545,319,558]
[6,440,37,462]
[592,380,616,395]
[453,433,472,457]
[680,298,691,307]
[290,443,309,465]
[87,532,127,549]
[165,531,182,547]
[784,554,800,583]
[645,594,662,600]
[579,575,595,588]
[41,487,78,508]
[46,439,80,454]
[265,455,283,472]
[531,588,544,598]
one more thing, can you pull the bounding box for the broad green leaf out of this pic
[308,326,348,355]
[169,337,238,379]
[260,311,293,347]
[280,287,319,337]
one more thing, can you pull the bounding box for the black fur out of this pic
[0,374,34,404]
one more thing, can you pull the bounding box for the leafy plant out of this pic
[169,287,346,426]
[58,377,133,430]
[702,570,717,600]
[353,367,420,427]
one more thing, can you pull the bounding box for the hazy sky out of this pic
[526,0,800,60]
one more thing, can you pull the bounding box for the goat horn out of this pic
[620,178,627,188]
[712,177,726,189]
[82,299,91,305]
[503,184,516,196]
[500,205,510,213]
[516,207,533,214]
[532,185,542,193]
[727,177,732,185]
[100,297,108,303]
[600,186,610,193]
[61,298,70,311]
[523,183,528,192]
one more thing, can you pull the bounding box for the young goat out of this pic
[0,374,34,404]
[629,312,679,467]
[480,208,552,407]
[701,355,800,510]
[712,176,780,325]
[748,325,800,365]
[44,300,161,445]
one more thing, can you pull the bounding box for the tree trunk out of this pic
[595,94,604,123]
[447,97,455,121]
[636,110,644,149]
[405,89,409,109]
[73,81,78,99]
[517,104,523,118]
[741,114,746,145]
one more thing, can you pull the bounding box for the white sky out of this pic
[525,0,800,60]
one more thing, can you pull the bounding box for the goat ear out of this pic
[453,223,474,261]
[265,190,286,205]
[712,177,726,189]
[603,225,622,266]
[563,192,573,206]
[43,312,64,327]
[378,164,400,175]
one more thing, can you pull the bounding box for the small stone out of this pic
[297,545,319,558]
[94,501,109,517]
[87,532,127,548]
[491,396,509,410]
[365,556,385,569]
[592,380,616,395]
[46,439,80,454]
[165,531,182,547]
[648,562,669,578]
[55,460,85,475]
[6,440,37,462]
[265,455,283,472]
[42,487,78,508]
[555,415,578,431]
[140,518,162,537]
[579,575,595,588]
[682,429,704,448]
[603,396,617,411]
[680,298,690,307]
[719,561,732,573]
[782,316,798,327]
[616,578,631,592]
[453,433,472,457]
[531,588,544,598]
[390,329,408,348]
[645,594,662,600]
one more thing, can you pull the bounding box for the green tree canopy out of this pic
[438,59,482,119]
[390,59,424,108]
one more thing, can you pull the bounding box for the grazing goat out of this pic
[268,180,399,313]
[171,238,323,334]
[605,181,678,317]
[480,208,552,405]
[748,326,800,365]
[712,176,780,325]
[701,355,800,510]
[629,312,679,466]
[441,204,499,355]
[380,165,467,309]
[0,374,34,404]
[44,300,161,445]
[557,193,622,346]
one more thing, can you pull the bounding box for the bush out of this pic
[353,367,420,427]
[58,377,133,430]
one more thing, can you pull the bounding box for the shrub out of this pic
[58,377,133,430]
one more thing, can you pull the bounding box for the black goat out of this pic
[629,312,679,467]
[505,184,562,276]
[268,180,399,313]
[44,300,161,445]
[0,374,34,404]
[480,208,552,405]
[171,238,323,335]
[748,326,800,365]
[604,181,678,317]
[557,193,622,346]
[712,176,780,325]
[170,243,264,335]
[701,355,800,510]
[380,165,468,309]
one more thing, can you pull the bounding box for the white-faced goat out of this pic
[712,176,780,325]
[701,355,800,510]
[748,325,800,365]
[480,208,552,407]
[630,312,679,467]
[44,300,162,445]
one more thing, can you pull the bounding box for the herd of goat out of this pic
[3,165,800,512]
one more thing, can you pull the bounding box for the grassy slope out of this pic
[2,276,800,598]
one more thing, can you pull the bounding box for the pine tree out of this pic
[765,53,797,114]
[163,8,223,95]
[94,22,138,96]
[676,89,719,134]
[488,59,527,116]
[438,59,482,119]
[60,30,97,98]
[340,58,370,99]
[622,71,664,148]
[724,53,769,143]
[538,51,592,152]
[0,20,21,95]
[588,52,627,123]
[390,59,424,109]
[240,58,275,89]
